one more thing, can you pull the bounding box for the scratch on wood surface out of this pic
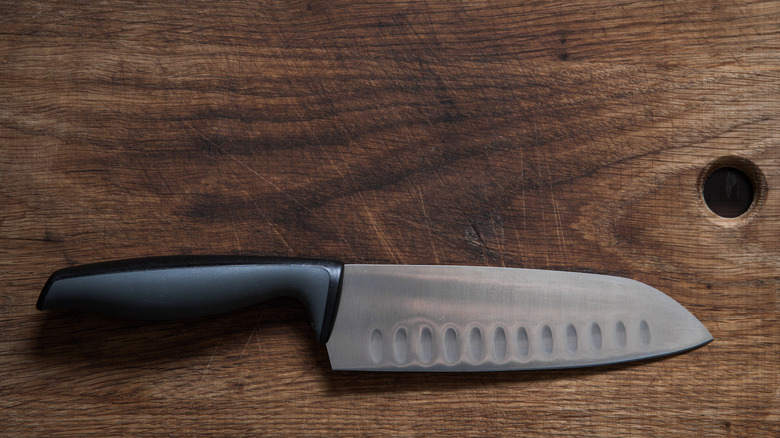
[187,123,357,254]
[229,215,243,252]
[543,148,570,265]
[382,211,460,250]
[237,329,253,364]
[468,218,490,262]
[188,123,315,213]
[429,164,480,256]
[255,309,267,355]
[300,390,310,433]
[332,141,404,262]
[416,184,441,263]
[530,109,570,266]
[490,210,507,267]
[197,339,222,389]
[364,201,402,263]
[518,145,528,231]
[248,197,295,253]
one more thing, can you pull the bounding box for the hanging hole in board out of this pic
[699,156,765,220]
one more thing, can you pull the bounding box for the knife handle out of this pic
[36,256,344,342]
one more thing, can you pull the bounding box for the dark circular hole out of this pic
[702,166,755,218]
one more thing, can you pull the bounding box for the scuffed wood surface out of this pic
[1,0,778,436]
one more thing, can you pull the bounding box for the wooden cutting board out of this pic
[1,0,777,436]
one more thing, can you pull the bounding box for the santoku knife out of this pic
[36,256,712,371]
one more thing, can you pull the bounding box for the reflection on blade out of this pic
[326,265,712,371]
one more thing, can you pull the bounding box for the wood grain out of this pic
[1,0,778,436]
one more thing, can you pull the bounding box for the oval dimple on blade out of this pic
[640,320,651,345]
[419,326,434,364]
[468,327,484,362]
[616,321,628,348]
[443,327,458,363]
[517,326,530,358]
[369,328,383,364]
[393,327,408,363]
[591,323,602,350]
[566,324,578,353]
[493,326,507,362]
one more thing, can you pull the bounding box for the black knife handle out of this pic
[36,256,344,342]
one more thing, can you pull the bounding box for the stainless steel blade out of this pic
[326,265,712,371]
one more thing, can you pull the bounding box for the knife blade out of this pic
[36,256,712,371]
